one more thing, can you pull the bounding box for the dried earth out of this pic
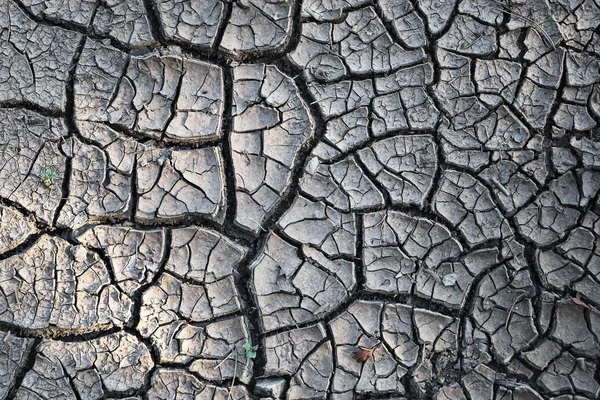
[0,0,599,399]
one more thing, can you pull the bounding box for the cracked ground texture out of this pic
[0,0,600,400]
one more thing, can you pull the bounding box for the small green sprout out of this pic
[40,169,58,186]
[243,342,258,359]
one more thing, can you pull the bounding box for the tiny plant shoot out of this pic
[243,342,258,359]
[41,169,58,186]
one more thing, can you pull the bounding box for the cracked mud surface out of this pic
[0,0,599,399]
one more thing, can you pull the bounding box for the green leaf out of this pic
[40,169,57,185]
[243,342,258,359]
